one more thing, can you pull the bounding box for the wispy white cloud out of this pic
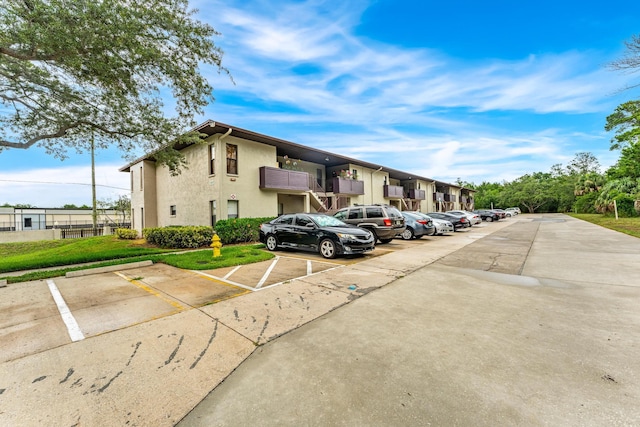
[2,0,631,206]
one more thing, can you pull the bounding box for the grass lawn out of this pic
[568,214,640,239]
[0,236,273,284]
[0,235,173,273]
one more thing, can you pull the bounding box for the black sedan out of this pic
[473,209,501,222]
[259,213,375,259]
[426,212,470,230]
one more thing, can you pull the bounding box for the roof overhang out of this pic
[119,119,475,193]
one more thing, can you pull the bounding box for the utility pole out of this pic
[91,134,97,230]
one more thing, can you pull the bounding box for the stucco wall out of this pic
[150,134,280,228]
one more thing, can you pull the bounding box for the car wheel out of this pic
[400,228,414,240]
[319,238,336,259]
[486,216,493,222]
[379,238,393,244]
[265,235,278,251]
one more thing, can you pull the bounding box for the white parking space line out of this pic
[256,257,280,289]
[307,260,312,275]
[224,265,242,280]
[46,279,85,342]
[190,271,257,292]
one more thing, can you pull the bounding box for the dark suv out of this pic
[333,204,406,243]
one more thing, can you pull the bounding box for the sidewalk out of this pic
[178,214,640,426]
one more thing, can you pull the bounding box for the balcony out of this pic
[384,185,404,198]
[433,193,455,202]
[408,189,426,200]
[331,177,364,195]
[259,166,310,191]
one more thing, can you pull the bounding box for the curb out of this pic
[65,260,154,278]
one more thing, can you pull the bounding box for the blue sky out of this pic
[2,0,640,207]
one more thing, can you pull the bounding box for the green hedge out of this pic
[116,228,139,239]
[143,226,214,248]
[214,217,275,244]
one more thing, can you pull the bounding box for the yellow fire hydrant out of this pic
[211,233,223,258]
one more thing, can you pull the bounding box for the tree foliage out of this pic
[0,0,228,171]
[606,142,640,180]
[604,101,640,150]
[595,178,640,217]
[471,152,610,214]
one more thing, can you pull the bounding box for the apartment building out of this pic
[120,120,475,234]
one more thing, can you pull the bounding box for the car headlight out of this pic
[337,233,359,240]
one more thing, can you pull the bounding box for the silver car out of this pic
[411,212,454,235]
[447,210,482,225]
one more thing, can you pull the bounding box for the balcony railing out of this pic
[383,185,404,198]
[433,192,455,202]
[330,177,364,195]
[259,166,310,191]
[408,189,426,200]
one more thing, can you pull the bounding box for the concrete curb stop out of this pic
[65,260,154,278]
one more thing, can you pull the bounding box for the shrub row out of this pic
[143,226,214,248]
[116,228,139,239]
[214,217,275,244]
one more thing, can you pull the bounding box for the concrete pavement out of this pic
[178,214,640,426]
[2,214,639,426]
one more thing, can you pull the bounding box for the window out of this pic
[334,210,346,220]
[139,166,143,190]
[352,169,358,180]
[209,144,215,175]
[170,205,177,216]
[24,218,32,228]
[295,215,313,227]
[366,207,384,218]
[210,200,217,226]
[274,215,293,225]
[348,208,364,219]
[227,200,238,219]
[226,144,238,174]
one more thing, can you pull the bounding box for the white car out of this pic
[430,218,455,235]
[505,207,521,215]
[446,210,482,225]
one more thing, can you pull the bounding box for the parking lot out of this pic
[9,218,585,426]
[0,231,459,364]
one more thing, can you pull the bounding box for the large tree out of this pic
[0,0,227,171]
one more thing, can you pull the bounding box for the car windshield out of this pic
[312,215,348,227]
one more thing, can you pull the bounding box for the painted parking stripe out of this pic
[256,257,280,289]
[307,260,312,275]
[224,265,242,280]
[190,271,257,292]
[46,279,85,342]
[114,272,185,311]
